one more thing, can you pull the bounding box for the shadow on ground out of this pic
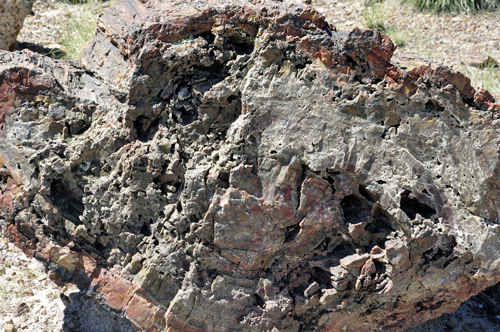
[17,41,66,59]
[61,292,136,332]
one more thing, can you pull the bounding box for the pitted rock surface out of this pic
[1,0,500,331]
[0,0,36,51]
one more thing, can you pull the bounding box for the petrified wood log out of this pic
[1,0,500,331]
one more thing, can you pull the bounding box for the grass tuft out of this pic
[405,0,500,12]
[59,0,115,59]
[363,0,395,32]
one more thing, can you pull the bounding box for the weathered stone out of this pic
[0,0,36,51]
[3,324,16,332]
[462,51,498,68]
[340,253,371,275]
[1,0,500,331]
[304,281,320,298]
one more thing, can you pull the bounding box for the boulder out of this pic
[0,0,36,51]
[1,0,500,331]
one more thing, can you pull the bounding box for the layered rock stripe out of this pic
[1,0,500,331]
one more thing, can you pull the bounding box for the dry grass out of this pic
[404,0,500,12]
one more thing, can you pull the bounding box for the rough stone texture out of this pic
[0,0,36,51]
[1,0,500,331]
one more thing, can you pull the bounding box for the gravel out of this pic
[0,219,79,332]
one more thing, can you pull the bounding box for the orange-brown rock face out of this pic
[1,0,500,331]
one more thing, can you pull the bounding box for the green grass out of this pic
[363,0,395,32]
[405,0,500,12]
[59,0,116,59]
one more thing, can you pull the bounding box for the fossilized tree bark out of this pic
[1,0,500,331]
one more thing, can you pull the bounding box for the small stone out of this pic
[14,302,29,317]
[340,253,370,275]
[319,288,338,306]
[3,324,17,332]
[330,265,349,281]
[21,288,34,296]
[348,223,371,245]
[360,258,376,276]
[370,245,385,259]
[304,282,320,298]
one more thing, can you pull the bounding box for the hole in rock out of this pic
[227,95,239,104]
[218,172,229,188]
[140,224,151,236]
[311,267,332,288]
[178,106,198,126]
[200,32,216,44]
[365,206,395,234]
[134,115,159,142]
[49,179,84,225]
[284,224,301,243]
[254,294,265,308]
[231,42,254,55]
[340,195,370,224]
[424,100,445,113]
[400,190,436,220]
[295,62,307,70]
[324,176,336,194]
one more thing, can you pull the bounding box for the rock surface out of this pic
[0,0,36,51]
[1,0,500,331]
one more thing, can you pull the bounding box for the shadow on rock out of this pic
[61,292,136,332]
